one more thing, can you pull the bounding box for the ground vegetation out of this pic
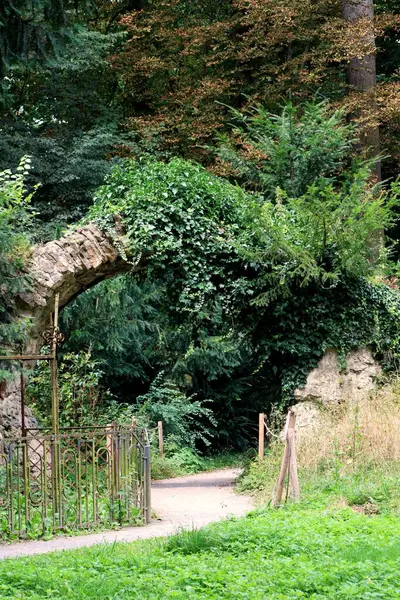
[1,496,399,598]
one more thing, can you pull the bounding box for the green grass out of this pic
[1,503,400,599]
[237,448,400,516]
[2,445,400,599]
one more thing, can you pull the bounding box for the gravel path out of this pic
[0,468,253,559]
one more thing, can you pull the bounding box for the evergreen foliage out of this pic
[1,7,128,238]
[61,277,163,384]
[215,102,354,196]
[136,372,217,450]
[0,0,96,74]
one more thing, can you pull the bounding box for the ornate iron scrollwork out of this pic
[42,327,65,347]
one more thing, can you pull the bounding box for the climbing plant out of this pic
[87,148,398,320]
[87,157,256,323]
[0,158,35,371]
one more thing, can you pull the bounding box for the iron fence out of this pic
[0,425,151,539]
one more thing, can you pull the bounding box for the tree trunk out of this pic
[342,0,381,180]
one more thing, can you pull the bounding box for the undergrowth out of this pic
[151,450,243,480]
[238,384,400,516]
[2,393,400,597]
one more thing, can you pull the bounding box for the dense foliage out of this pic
[3,5,400,599]
[26,106,399,450]
[0,157,34,378]
[0,1,131,237]
[4,1,400,456]
[1,0,400,232]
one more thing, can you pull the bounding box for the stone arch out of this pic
[1,224,143,434]
[17,224,140,349]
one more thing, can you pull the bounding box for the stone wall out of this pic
[0,376,37,440]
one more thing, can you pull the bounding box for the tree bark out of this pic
[342,0,381,180]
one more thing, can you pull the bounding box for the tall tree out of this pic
[343,0,381,179]
[0,0,132,239]
[110,0,399,177]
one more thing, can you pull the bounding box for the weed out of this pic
[165,527,220,555]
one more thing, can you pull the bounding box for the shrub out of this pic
[137,372,217,450]
[27,350,136,427]
[216,101,354,196]
[0,157,35,375]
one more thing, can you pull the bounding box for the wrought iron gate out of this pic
[0,425,151,539]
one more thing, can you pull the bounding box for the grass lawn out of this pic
[1,502,399,599]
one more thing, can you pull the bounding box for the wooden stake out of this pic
[158,421,164,458]
[274,413,291,505]
[288,416,300,501]
[274,409,299,504]
[258,413,265,459]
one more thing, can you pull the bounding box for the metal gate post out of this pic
[144,443,151,524]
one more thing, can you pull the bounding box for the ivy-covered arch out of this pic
[0,223,134,435]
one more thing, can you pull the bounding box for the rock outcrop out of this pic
[294,347,381,406]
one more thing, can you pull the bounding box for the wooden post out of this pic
[158,421,164,458]
[274,411,291,505]
[288,414,300,501]
[274,409,299,504]
[258,413,265,459]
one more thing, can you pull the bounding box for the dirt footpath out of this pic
[0,468,253,560]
